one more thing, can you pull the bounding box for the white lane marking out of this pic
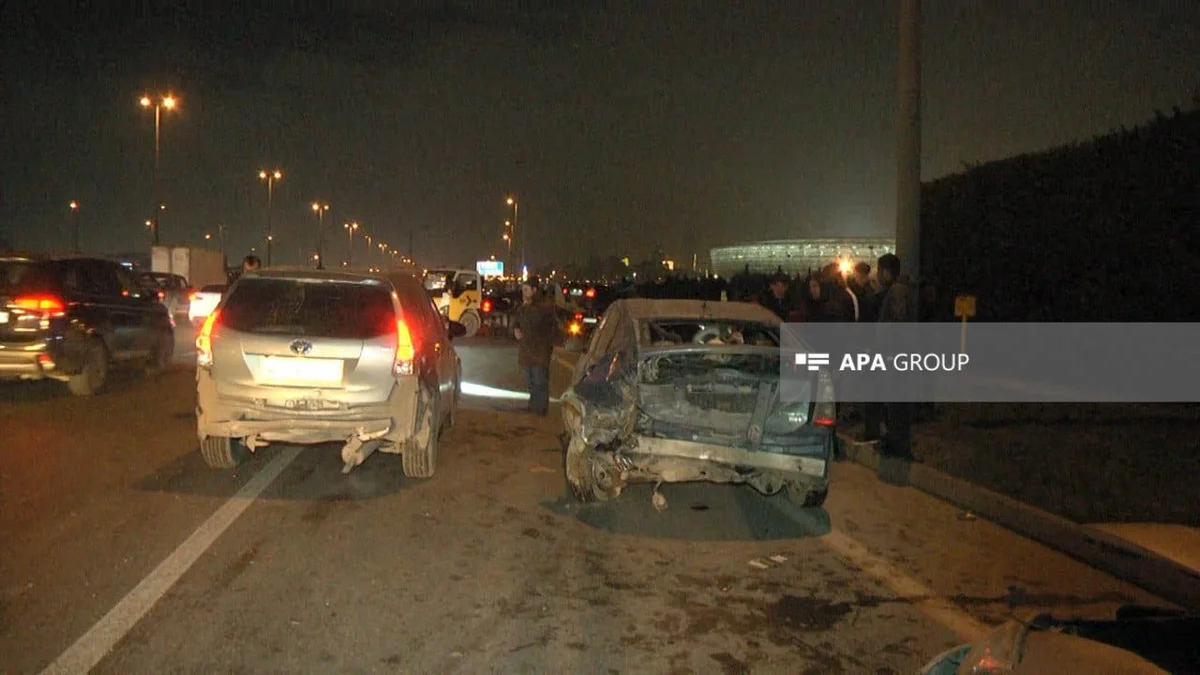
[820,529,988,642]
[765,499,988,642]
[41,447,303,675]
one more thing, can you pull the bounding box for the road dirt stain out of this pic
[710,651,751,675]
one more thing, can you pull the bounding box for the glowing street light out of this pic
[139,93,178,245]
[67,201,80,253]
[311,201,330,269]
[505,195,520,271]
[258,169,282,266]
[344,221,359,266]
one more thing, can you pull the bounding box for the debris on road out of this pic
[748,554,788,569]
[651,490,668,512]
[958,511,977,521]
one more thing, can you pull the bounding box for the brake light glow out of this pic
[481,299,492,313]
[574,313,583,320]
[568,322,582,336]
[157,290,166,300]
[189,291,198,301]
[394,319,415,376]
[585,288,595,298]
[812,369,836,427]
[13,295,65,314]
[196,309,219,368]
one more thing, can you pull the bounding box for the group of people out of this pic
[755,253,918,459]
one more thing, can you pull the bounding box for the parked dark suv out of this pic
[0,256,175,395]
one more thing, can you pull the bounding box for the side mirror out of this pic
[448,320,467,339]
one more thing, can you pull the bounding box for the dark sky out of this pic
[1,1,1197,268]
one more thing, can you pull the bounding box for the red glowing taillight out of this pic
[585,288,595,298]
[189,291,199,301]
[481,299,493,313]
[196,309,220,368]
[13,295,65,314]
[393,319,416,376]
[157,290,166,300]
[812,370,836,427]
[574,313,583,320]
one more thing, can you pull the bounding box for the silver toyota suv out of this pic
[195,269,465,475]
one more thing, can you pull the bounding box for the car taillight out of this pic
[196,309,219,368]
[481,299,492,313]
[13,295,66,314]
[812,369,836,427]
[585,288,595,298]
[157,290,166,300]
[394,319,415,376]
[568,322,582,336]
[189,291,198,301]
[574,313,583,320]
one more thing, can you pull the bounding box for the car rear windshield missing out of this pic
[642,319,779,347]
[220,278,395,339]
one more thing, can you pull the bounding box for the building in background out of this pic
[710,237,895,278]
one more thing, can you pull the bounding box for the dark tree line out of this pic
[921,108,1200,321]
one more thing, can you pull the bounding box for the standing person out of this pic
[512,277,556,416]
[849,262,879,323]
[758,272,795,321]
[861,253,915,459]
[228,254,262,285]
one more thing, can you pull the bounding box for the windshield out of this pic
[220,278,395,339]
[640,318,780,347]
[423,270,454,295]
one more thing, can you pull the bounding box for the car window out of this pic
[80,260,121,298]
[114,267,143,297]
[220,278,396,339]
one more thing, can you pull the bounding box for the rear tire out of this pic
[564,437,615,503]
[459,310,481,338]
[200,436,247,469]
[67,340,108,396]
[403,384,439,478]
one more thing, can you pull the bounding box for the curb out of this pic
[836,431,1200,611]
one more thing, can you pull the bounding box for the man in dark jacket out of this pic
[512,277,557,416]
[861,253,915,459]
[758,272,795,321]
[849,262,879,323]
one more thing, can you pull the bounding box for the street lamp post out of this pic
[68,201,80,253]
[140,94,177,246]
[344,222,359,267]
[204,224,227,266]
[506,196,521,276]
[258,169,282,266]
[312,202,330,269]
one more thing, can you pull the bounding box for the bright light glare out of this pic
[139,96,152,107]
[162,96,176,109]
[460,381,562,404]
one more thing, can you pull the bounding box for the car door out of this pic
[116,265,164,353]
[574,303,621,384]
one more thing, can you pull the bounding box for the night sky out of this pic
[1,1,1197,268]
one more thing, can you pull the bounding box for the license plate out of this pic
[583,317,597,324]
[261,356,343,384]
[0,311,7,324]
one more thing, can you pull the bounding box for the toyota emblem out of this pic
[289,339,313,355]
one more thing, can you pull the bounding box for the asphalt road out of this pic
[0,333,1176,674]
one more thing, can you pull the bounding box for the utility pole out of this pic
[896,0,922,285]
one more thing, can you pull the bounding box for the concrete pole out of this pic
[896,0,922,285]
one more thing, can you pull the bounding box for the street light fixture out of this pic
[68,201,80,253]
[140,93,178,245]
[505,195,520,273]
[344,221,359,266]
[258,169,282,266]
[312,201,330,269]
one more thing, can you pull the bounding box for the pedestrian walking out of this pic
[512,277,557,416]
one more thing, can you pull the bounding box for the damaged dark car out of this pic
[560,298,836,507]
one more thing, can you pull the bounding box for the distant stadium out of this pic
[710,237,895,278]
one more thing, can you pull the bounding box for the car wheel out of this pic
[787,485,828,508]
[563,436,617,503]
[402,384,439,479]
[459,310,481,338]
[67,340,109,396]
[145,329,174,377]
[200,436,247,469]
